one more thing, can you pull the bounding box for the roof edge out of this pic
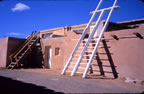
[117,18,144,24]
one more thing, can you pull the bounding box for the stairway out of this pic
[7,31,39,69]
[61,0,119,78]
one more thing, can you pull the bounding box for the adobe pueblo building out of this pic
[39,19,144,80]
[0,0,144,80]
[0,19,144,80]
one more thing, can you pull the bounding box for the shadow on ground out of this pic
[0,76,64,94]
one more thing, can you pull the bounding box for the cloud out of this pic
[12,3,30,12]
[7,32,26,36]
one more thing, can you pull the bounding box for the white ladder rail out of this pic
[71,10,105,76]
[61,0,103,75]
[82,0,118,78]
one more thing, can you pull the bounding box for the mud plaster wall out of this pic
[41,38,64,71]
[63,31,81,66]
[63,23,144,80]
[40,28,65,38]
[0,37,8,67]
[41,31,82,72]
[103,24,144,80]
[0,37,25,67]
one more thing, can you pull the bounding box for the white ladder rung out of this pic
[84,55,96,56]
[82,59,90,60]
[69,66,85,70]
[78,67,86,69]
[76,51,82,53]
[87,47,96,48]
[83,38,105,41]
[90,6,119,14]
[68,66,74,68]
[66,71,83,74]
[74,55,96,57]
[73,37,113,41]
[80,43,103,46]
[80,63,87,65]
[77,51,92,53]
[79,47,94,49]
[73,58,93,61]
[79,46,104,49]
[66,70,83,74]
[76,71,83,74]
[80,43,97,45]
[71,62,87,64]
[66,71,72,73]
[82,58,95,61]
[71,62,76,64]
[72,58,78,60]
[82,40,97,42]
[75,38,103,41]
[72,39,98,41]
[74,55,80,57]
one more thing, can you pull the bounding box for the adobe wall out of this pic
[41,38,65,71]
[40,27,65,38]
[63,30,81,65]
[103,24,144,80]
[41,30,81,72]
[62,22,144,80]
[0,37,25,68]
[0,37,8,67]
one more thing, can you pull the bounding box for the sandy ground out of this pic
[0,68,144,94]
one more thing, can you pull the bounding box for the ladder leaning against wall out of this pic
[7,31,40,69]
[61,0,119,78]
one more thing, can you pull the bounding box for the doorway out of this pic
[45,46,52,68]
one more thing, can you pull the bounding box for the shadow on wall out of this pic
[84,38,118,79]
[0,76,64,94]
[101,39,118,78]
[21,40,44,68]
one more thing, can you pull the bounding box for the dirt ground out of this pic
[0,68,144,94]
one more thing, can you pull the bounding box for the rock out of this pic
[125,77,144,85]
[125,77,135,83]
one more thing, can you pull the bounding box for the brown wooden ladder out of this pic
[7,31,40,69]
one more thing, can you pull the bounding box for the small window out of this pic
[90,26,94,34]
[90,26,98,38]
[42,34,45,38]
[45,33,53,38]
[55,48,60,56]
[65,26,71,31]
[73,29,84,34]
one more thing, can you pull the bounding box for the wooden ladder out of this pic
[7,31,39,69]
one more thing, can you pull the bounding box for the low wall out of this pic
[0,37,25,68]
[0,37,8,67]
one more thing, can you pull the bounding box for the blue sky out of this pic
[0,0,144,38]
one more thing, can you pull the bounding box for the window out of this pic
[45,33,53,38]
[90,26,97,38]
[42,34,45,38]
[73,29,84,34]
[90,26,94,34]
[65,26,71,31]
[55,48,60,56]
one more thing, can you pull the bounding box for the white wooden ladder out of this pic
[61,0,119,78]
